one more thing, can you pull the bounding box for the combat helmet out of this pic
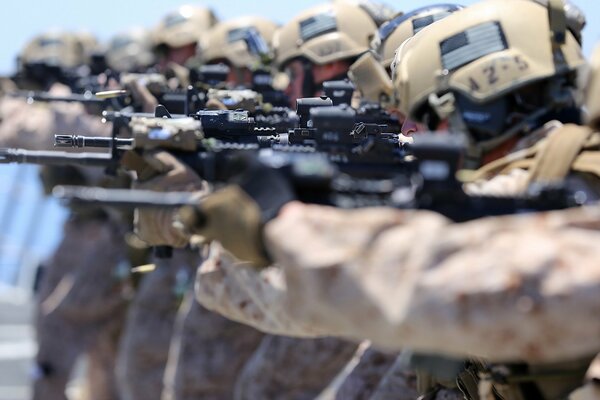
[153,5,218,49]
[107,28,156,72]
[197,17,279,69]
[392,0,585,154]
[372,4,464,69]
[273,2,379,69]
[20,31,84,70]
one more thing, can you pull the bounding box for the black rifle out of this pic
[0,97,404,175]
[52,134,584,223]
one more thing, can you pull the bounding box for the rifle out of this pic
[0,97,404,177]
[52,133,585,223]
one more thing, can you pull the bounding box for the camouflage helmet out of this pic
[74,31,108,73]
[153,5,218,49]
[107,28,156,72]
[75,31,99,59]
[20,31,84,69]
[197,17,279,68]
[333,0,396,27]
[273,2,378,69]
[372,4,464,69]
[392,0,585,125]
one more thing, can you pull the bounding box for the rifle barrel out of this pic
[52,186,200,208]
[11,91,105,104]
[0,148,114,167]
[54,134,134,149]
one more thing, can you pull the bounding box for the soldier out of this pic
[213,4,398,397]
[0,31,133,400]
[152,5,218,72]
[130,64,353,400]
[273,2,379,105]
[133,4,403,398]
[306,6,464,397]
[196,16,279,87]
[166,0,600,398]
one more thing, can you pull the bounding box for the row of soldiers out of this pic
[1,0,599,399]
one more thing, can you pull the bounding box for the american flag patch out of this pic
[412,11,453,34]
[440,22,508,71]
[299,12,337,42]
[228,27,251,43]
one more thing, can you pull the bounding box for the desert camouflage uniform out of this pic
[116,248,195,400]
[234,335,357,400]
[161,287,264,400]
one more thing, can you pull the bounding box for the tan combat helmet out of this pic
[74,31,109,73]
[20,31,84,69]
[107,28,156,72]
[585,45,600,130]
[76,31,99,59]
[392,0,585,149]
[153,5,218,49]
[197,17,279,68]
[273,2,378,69]
[372,4,463,69]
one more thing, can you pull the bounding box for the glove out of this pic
[133,150,209,247]
[176,185,270,268]
[177,153,296,267]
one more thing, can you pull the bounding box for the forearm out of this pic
[265,203,600,363]
[195,242,330,337]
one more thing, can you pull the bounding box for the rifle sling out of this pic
[464,125,600,184]
[526,124,593,185]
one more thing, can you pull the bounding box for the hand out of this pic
[176,185,270,268]
[133,151,208,247]
[125,78,158,113]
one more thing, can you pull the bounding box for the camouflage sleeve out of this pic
[264,203,600,363]
[194,241,330,337]
[464,168,530,196]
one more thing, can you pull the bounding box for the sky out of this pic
[0,0,598,74]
